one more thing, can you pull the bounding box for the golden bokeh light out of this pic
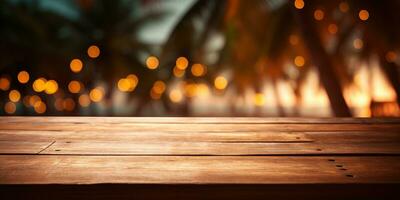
[150,90,161,100]
[359,10,369,21]
[79,94,91,107]
[33,78,47,92]
[63,98,75,111]
[173,66,185,78]
[126,74,139,91]
[386,51,397,63]
[118,78,131,92]
[339,2,349,13]
[54,98,64,111]
[294,0,304,9]
[0,77,10,91]
[191,64,206,77]
[353,38,363,49]
[17,71,30,84]
[146,56,159,70]
[29,95,41,107]
[70,59,83,73]
[68,80,82,93]
[169,89,183,103]
[152,80,166,94]
[176,57,189,70]
[314,9,324,21]
[214,76,228,90]
[4,102,16,114]
[23,95,31,107]
[9,90,21,102]
[328,24,338,34]
[87,45,100,58]
[90,87,104,102]
[254,93,265,106]
[44,80,58,94]
[34,101,46,114]
[294,56,305,67]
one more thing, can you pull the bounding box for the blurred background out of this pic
[0,0,399,117]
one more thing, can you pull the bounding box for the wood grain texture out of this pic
[0,117,399,199]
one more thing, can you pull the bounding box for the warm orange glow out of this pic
[70,59,83,73]
[63,98,75,111]
[23,95,31,107]
[79,94,91,107]
[150,89,161,100]
[54,98,64,111]
[90,87,104,102]
[34,101,46,114]
[169,89,183,103]
[294,56,305,67]
[214,76,228,90]
[359,10,369,21]
[176,57,189,70]
[8,90,21,102]
[17,71,30,84]
[126,74,139,91]
[191,64,206,77]
[29,95,41,107]
[152,80,166,94]
[339,2,349,13]
[294,0,304,9]
[173,66,185,77]
[184,83,197,97]
[314,9,324,21]
[353,38,363,49]
[254,93,265,106]
[4,102,16,114]
[386,51,397,63]
[87,45,100,58]
[146,56,159,69]
[289,34,299,45]
[33,78,47,92]
[68,80,82,93]
[0,77,10,91]
[118,78,131,92]
[45,80,58,94]
[328,24,338,34]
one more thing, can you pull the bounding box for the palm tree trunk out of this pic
[293,7,352,117]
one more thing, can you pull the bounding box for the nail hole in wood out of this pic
[55,149,61,151]
[336,165,343,168]
[316,148,322,151]
[66,141,71,143]
[346,174,354,178]
[296,137,301,139]
[328,159,335,162]
[340,168,347,171]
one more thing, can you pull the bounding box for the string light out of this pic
[386,51,397,63]
[353,38,363,49]
[126,74,139,91]
[63,98,75,111]
[9,90,21,102]
[359,10,369,21]
[45,80,58,94]
[87,45,100,58]
[214,76,228,90]
[289,34,299,45]
[146,56,159,69]
[33,101,46,114]
[33,78,46,92]
[294,56,305,67]
[254,93,265,106]
[152,81,166,94]
[314,9,324,21]
[90,87,104,102]
[191,64,206,77]
[29,95,41,107]
[79,94,91,107]
[17,71,29,84]
[176,57,189,70]
[70,59,83,73]
[328,24,338,34]
[169,89,183,103]
[294,0,304,9]
[0,77,10,91]
[54,98,64,111]
[117,78,131,92]
[173,66,185,77]
[4,102,16,114]
[339,2,349,13]
[68,80,82,93]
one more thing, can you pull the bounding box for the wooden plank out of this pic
[0,140,53,154]
[0,130,311,142]
[0,123,399,132]
[1,117,400,124]
[38,140,400,155]
[1,156,399,184]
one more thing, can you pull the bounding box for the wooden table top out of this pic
[1,117,400,199]
[0,117,399,184]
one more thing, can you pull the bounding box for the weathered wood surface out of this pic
[0,117,400,199]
